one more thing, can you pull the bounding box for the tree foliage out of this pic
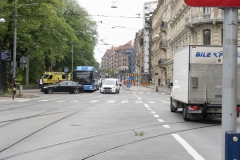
[0,0,99,91]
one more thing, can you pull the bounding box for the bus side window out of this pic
[48,75,53,79]
[62,75,66,79]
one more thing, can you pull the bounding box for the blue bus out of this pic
[73,66,100,91]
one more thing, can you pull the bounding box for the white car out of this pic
[100,78,121,94]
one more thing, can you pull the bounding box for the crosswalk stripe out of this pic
[39,100,50,102]
[136,101,143,103]
[149,101,156,103]
[121,101,128,103]
[55,101,65,102]
[16,99,31,102]
[107,101,115,103]
[90,100,98,103]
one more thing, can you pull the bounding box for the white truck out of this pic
[170,45,240,120]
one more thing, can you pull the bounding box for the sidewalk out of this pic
[0,89,40,99]
[122,83,171,94]
[143,84,171,93]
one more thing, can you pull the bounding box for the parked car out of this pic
[100,78,121,94]
[41,81,84,94]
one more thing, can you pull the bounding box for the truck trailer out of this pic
[170,45,240,120]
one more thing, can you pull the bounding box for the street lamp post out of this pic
[13,0,18,79]
[71,43,73,73]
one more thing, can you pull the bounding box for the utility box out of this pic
[225,131,240,160]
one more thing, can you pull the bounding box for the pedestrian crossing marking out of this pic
[16,99,31,102]
[151,111,156,114]
[39,100,50,102]
[55,100,65,102]
[107,101,115,103]
[154,114,159,118]
[90,100,98,103]
[163,125,170,128]
[149,101,156,103]
[121,101,128,103]
[135,101,143,103]
[158,119,164,122]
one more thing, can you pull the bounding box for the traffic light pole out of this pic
[221,8,238,160]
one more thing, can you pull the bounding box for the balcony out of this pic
[158,59,167,68]
[159,40,168,50]
[185,11,224,28]
[160,21,168,32]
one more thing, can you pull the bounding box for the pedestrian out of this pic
[39,78,43,89]
[12,78,20,100]
[57,78,60,84]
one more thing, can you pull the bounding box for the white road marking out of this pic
[148,108,152,110]
[108,101,115,103]
[90,100,98,103]
[163,125,170,128]
[39,100,50,102]
[172,134,205,160]
[161,101,170,103]
[154,114,159,118]
[136,101,143,103]
[154,93,159,94]
[133,93,141,101]
[121,101,129,103]
[151,111,156,114]
[70,100,78,102]
[161,93,166,95]
[158,119,164,122]
[149,101,156,103]
[55,101,65,102]
[144,104,149,108]
[147,92,151,94]
[16,99,31,102]
[140,92,144,93]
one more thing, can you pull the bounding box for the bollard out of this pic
[19,85,23,97]
[156,85,158,92]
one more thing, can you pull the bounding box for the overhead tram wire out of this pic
[87,15,144,19]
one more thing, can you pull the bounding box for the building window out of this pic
[204,7,211,14]
[203,29,211,45]
[221,29,223,45]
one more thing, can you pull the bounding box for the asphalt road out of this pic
[0,85,235,160]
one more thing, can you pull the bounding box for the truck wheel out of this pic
[47,88,53,94]
[183,105,190,121]
[170,98,177,112]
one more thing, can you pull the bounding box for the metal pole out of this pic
[26,47,29,85]
[13,0,17,78]
[71,43,73,73]
[221,8,238,160]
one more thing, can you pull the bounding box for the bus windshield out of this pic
[73,71,92,84]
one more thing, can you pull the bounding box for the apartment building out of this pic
[150,0,240,86]
[101,41,132,77]
[134,30,144,83]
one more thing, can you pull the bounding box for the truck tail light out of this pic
[237,106,240,113]
[188,105,199,111]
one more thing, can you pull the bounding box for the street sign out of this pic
[127,81,131,88]
[1,50,11,60]
[129,76,134,80]
[184,0,240,7]
[20,56,27,69]
[64,67,69,72]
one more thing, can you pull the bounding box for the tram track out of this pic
[0,120,220,160]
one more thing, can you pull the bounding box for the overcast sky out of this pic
[76,0,155,63]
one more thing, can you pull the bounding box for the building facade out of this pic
[150,0,240,86]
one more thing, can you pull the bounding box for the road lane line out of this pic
[163,125,170,128]
[90,100,98,103]
[151,111,156,114]
[133,93,141,100]
[108,101,115,103]
[154,114,159,118]
[121,101,128,103]
[172,134,205,160]
[158,119,164,122]
[16,99,31,102]
[39,100,50,102]
[144,104,149,108]
[55,100,65,102]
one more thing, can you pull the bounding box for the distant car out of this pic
[41,81,84,94]
[100,78,121,94]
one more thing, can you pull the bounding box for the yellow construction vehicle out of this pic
[38,72,71,85]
